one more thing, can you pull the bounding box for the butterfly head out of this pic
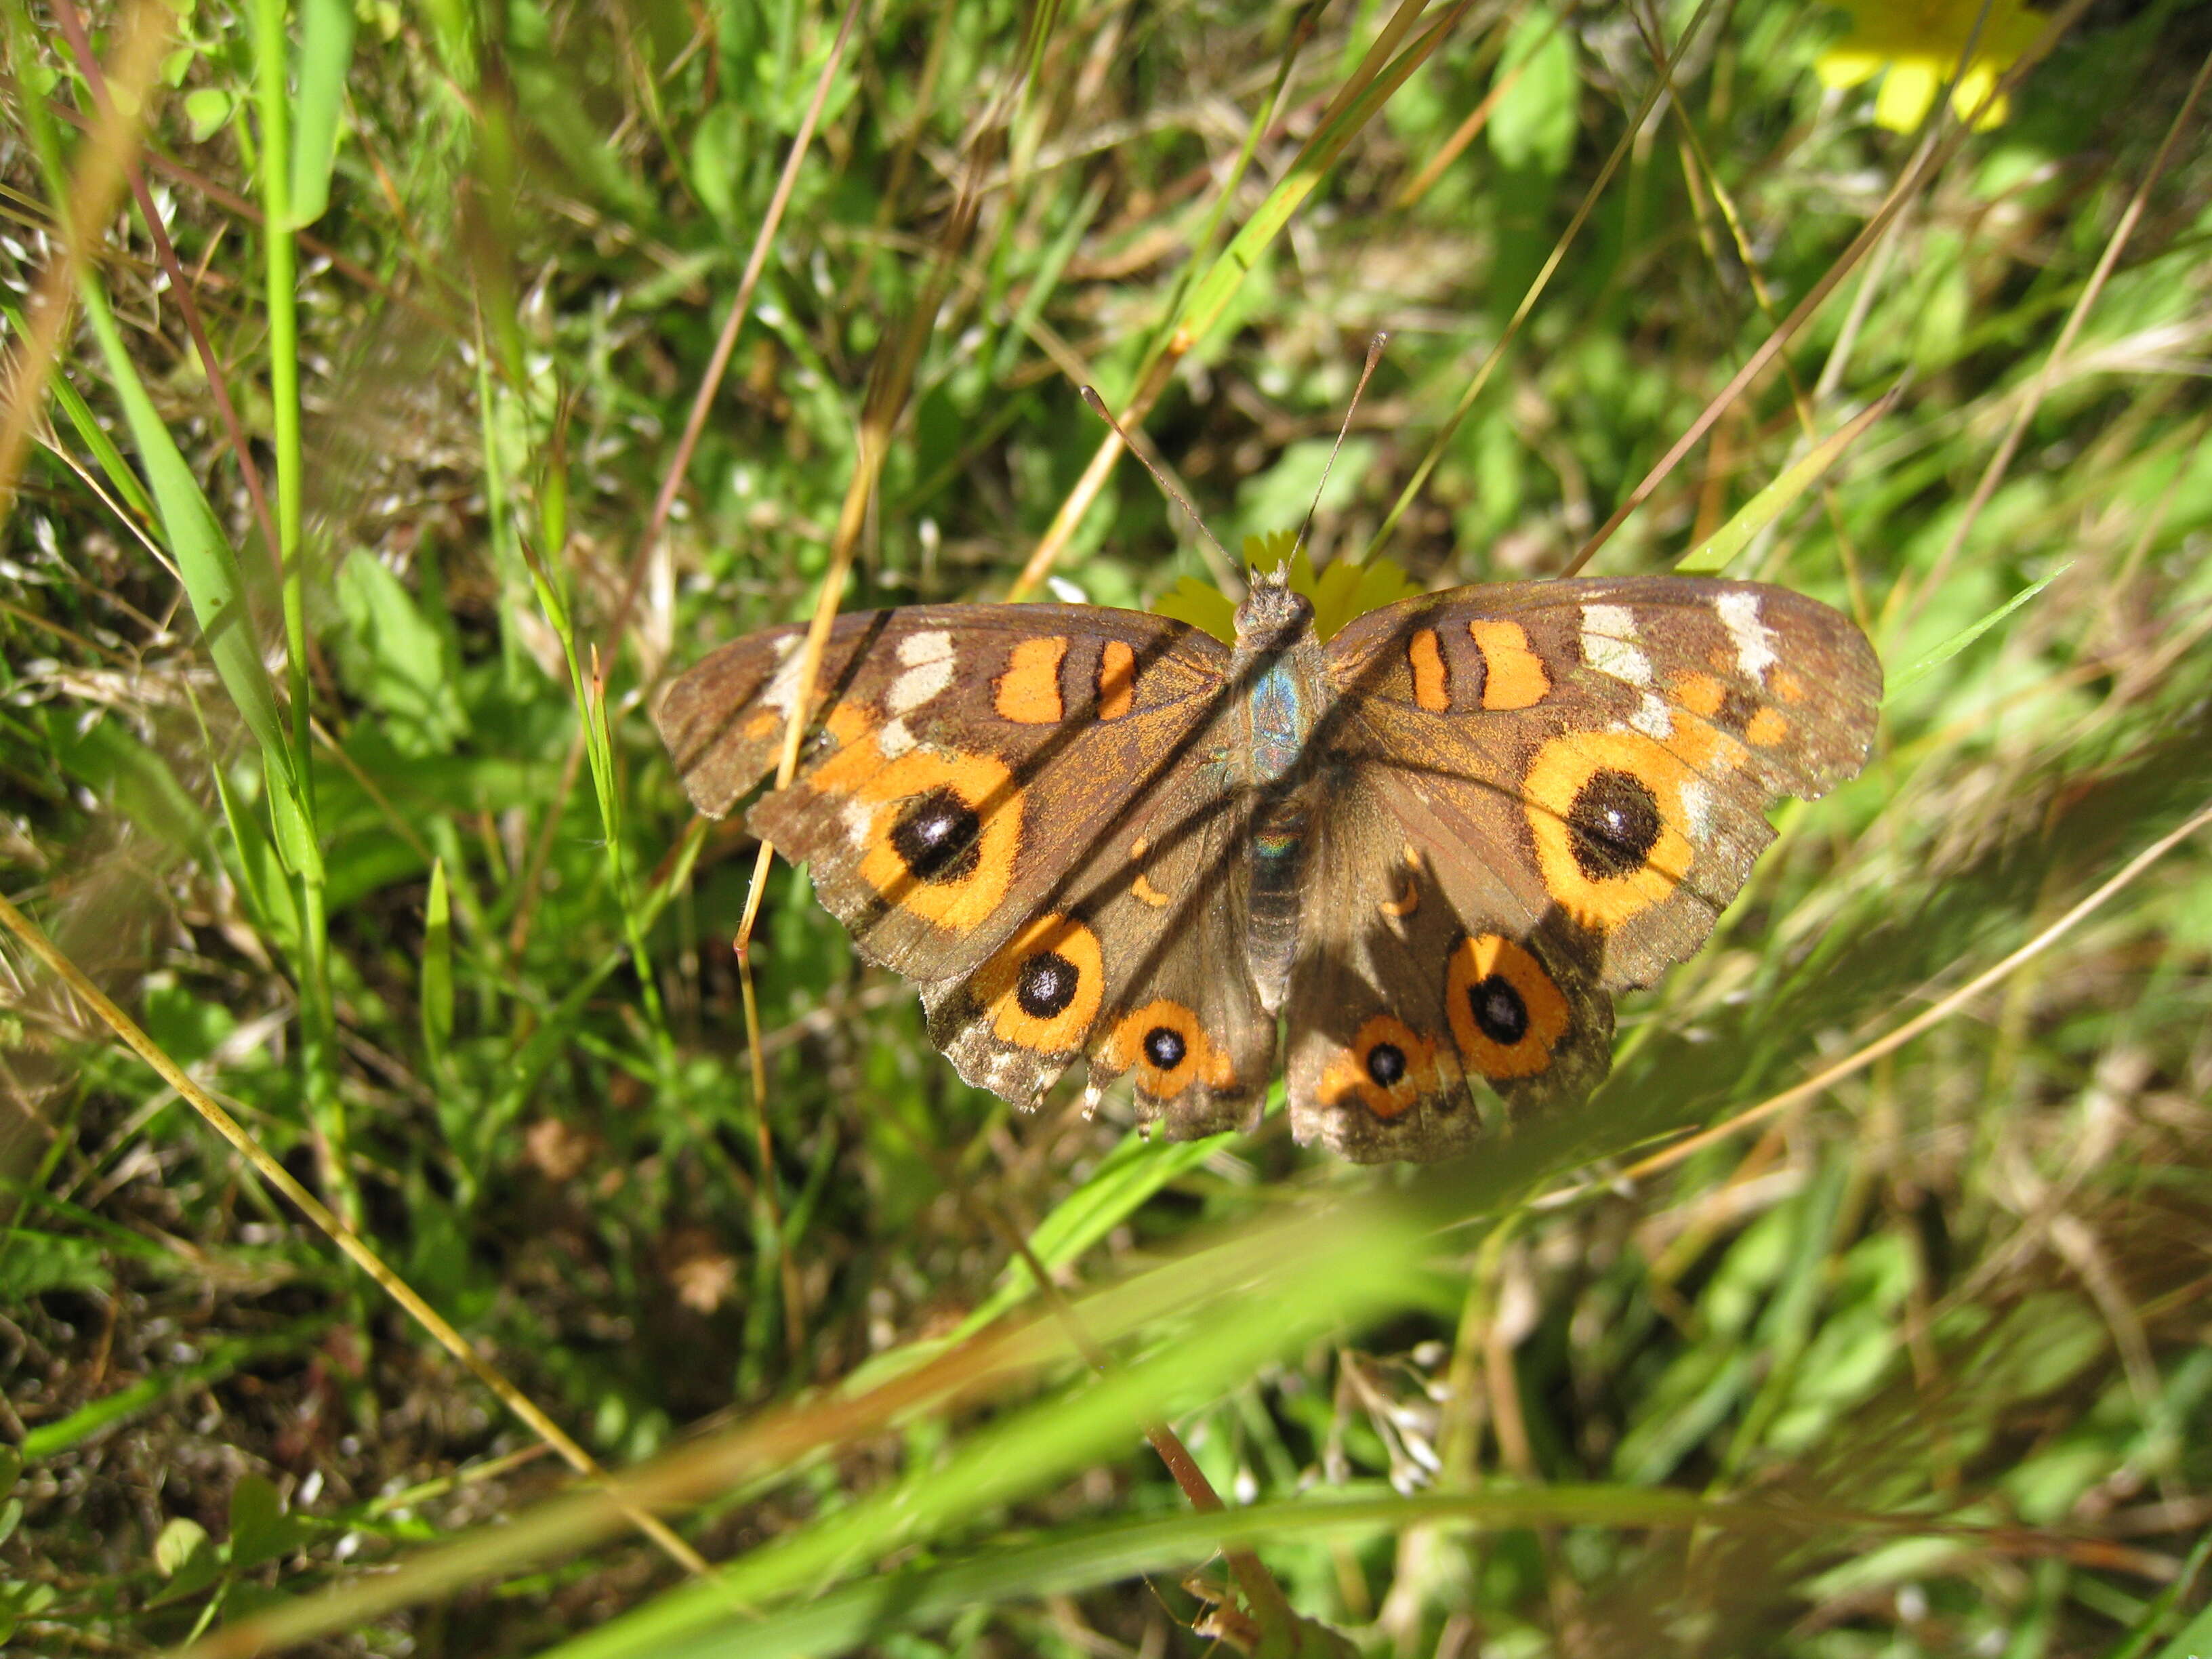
[1232,562,1315,653]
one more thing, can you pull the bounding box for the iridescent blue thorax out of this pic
[1227,569,1333,1013]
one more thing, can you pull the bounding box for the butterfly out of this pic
[655,565,1880,1163]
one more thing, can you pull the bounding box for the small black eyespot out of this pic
[890,787,982,883]
[1365,1042,1407,1087]
[1143,1025,1187,1071]
[1471,974,1530,1046]
[1015,951,1079,1019]
[1565,767,1663,880]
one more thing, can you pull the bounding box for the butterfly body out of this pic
[657,569,1879,1163]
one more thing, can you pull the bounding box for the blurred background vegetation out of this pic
[2,0,2210,1654]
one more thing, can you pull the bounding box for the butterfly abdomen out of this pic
[1247,794,1306,1015]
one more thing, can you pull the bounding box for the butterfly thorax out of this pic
[1230,575,1333,1014]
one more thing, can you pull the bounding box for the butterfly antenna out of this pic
[1079,386,1235,571]
[1290,329,1390,566]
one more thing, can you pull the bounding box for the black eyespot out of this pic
[1470,974,1530,1046]
[1015,951,1079,1019]
[1566,768,1663,880]
[1365,1042,1407,1087]
[1143,1025,1187,1071]
[890,787,981,882]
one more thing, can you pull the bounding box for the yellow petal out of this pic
[1816,47,1885,89]
[1875,60,1939,131]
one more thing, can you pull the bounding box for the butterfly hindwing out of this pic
[655,605,1233,985]
[1282,763,1614,1162]
[922,750,1277,1134]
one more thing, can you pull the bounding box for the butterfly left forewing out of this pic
[655,605,1234,986]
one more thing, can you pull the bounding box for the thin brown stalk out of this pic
[606,0,865,654]
[1615,798,2212,1184]
[0,0,169,520]
[1561,0,2100,577]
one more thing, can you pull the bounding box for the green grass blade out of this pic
[1675,388,1900,573]
[1883,562,2071,705]
[286,0,355,227]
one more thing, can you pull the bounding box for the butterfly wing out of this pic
[1282,765,1614,1162]
[1287,577,1879,1158]
[657,605,1231,981]
[657,603,1275,1122]
[920,748,1278,1132]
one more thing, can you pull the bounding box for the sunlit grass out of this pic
[1,1,2209,1656]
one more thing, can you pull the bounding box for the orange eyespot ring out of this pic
[1101,1000,1235,1099]
[1320,1014,1456,1120]
[972,913,1103,1054]
[1522,731,1697,933]
[841,745,1023,934]
[1446,935,1572,1079]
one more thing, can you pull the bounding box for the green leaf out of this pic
[1883,562,2070,705]
[332,552,469,757]
[0,1228,111,1300]
[422,857,453,1068]
[689,102,743,225]
[184,86,235,143]
[286,0,355,226]
[1488,7,1577,174]
[228,1473,304,1570]
[1151,575,1237,642]
[0,1500,18,1550]
[155,1516,213,1580]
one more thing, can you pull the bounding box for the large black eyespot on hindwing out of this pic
[1016,951,1080,1019]
[1566,767,1662,880]
[1365,1042,1408,1087]
[890,787,983,882]
[1143,1025,1187,1071]
[1469,974,1530,1046]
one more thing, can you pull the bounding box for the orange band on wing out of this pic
[1469,620,1550,709]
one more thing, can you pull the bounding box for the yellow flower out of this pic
[1151,533,1422,644]
[1816,0,2043,132]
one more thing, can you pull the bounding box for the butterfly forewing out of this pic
[1322,577,1881,991]
[655,605,1235,985]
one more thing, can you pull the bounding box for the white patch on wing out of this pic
[1580,603,1652,686]
[876,716,916,758]
[1680,777,1715,842]
[1715,590,1778,683]
[759,634,806,716]
[841,800,873,848]
[1629,691,1674,738]
[888,629,956,713]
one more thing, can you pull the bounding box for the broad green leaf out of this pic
[333,552,469,756]
[0,1229,110,1300]
[1488,7,1577,174]
[155,1517,213,1580]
